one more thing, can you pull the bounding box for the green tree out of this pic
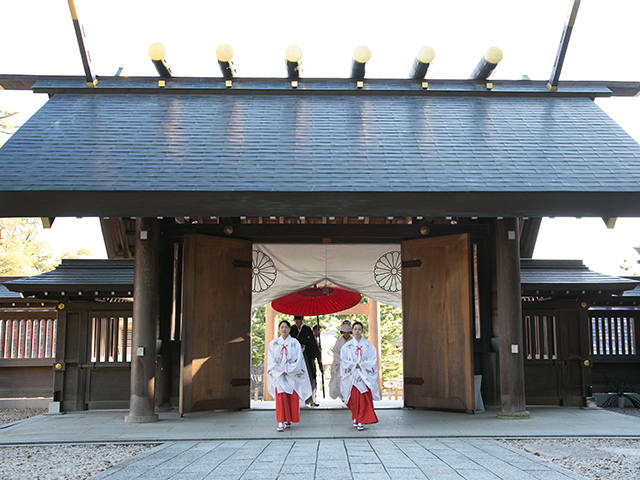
[0,218,56,275]
[251,306,266,370]
[379,303,403,388]
[0,218,94,275]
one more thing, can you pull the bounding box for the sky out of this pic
[2,0,640,274]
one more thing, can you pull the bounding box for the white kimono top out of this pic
[329,335,352,400]
[340,337,381,404]
[266,335,312,406]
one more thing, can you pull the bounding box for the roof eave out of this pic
[2,74,639,97]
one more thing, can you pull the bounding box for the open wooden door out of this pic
[402,234,474,412]
[180,234,252,413]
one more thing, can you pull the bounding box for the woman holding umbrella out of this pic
[340,321,380,430]
[266,320,312,432]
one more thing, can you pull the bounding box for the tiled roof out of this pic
[520,259,638,295]
[1,91,640,217]
[6,258,636,300]
[0,277,23,299]
[622,277,640,298]
[4,259,134,297]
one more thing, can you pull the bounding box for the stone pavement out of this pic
[90,437,585,480]
[2,404,639,479]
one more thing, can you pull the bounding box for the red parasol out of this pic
[272,285,361,316]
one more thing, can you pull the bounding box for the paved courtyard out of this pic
[2,406,639,479]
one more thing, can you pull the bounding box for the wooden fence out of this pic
[0,310,57,403]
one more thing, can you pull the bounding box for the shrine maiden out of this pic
[266,320,312,431]
[340,321,380,430]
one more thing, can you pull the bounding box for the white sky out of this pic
[2,0,640,274]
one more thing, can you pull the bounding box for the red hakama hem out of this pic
[347,386,378,425]
[275,390,300,423]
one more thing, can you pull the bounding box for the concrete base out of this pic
[497,410,530,419]
[47,401,62,414]
[582,396,598,409]
[124,414,159,423]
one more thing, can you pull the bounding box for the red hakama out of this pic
[275,390,300,423]
[347,385,378,425]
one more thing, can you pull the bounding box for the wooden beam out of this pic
[495,218,529,418]
[66,0,97,87]
[162,223,490,244]
[125,218,160,423]
[40,217,55,229]
[548,0,581,90]
[335,303,370,316]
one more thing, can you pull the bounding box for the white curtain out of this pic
[251,243,402,309]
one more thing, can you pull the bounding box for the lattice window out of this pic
[0,318,56,359]
[524,314,558,361]
[90,315,132,363]
[590,315,636,357]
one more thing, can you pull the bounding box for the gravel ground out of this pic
[501,437,640,480]
[1,407,639,479]
[0,407,48,425]
[0,408,154,480]
[0,443,154,480]
[502,408,640,480]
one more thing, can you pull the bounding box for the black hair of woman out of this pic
[279,320,291,328]
[352,321,364,329]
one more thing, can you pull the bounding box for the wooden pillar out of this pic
[368,300,383,394]
[495,218,529,419]
[125,218,160,423]
[263,303,277,401]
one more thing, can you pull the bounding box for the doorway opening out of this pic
[179,235,475,413]
[250,296,404,409]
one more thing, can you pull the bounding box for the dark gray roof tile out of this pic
[2,94,640,198]
[4,259,134,295]
[6,259,637,301]
[621,277,640,298]
[0,277,24,298]
[521,259,638,295]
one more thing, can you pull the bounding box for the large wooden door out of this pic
[401,234,474,411]
[180,234,252,413]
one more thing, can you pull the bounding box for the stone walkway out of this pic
[3,406,639,479]
[90,438,584,479]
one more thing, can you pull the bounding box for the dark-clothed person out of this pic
[291,315,323,406]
